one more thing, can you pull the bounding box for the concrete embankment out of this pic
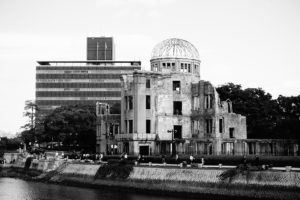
[1,158,300,199]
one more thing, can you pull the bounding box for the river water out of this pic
[0,178,199,200]
[0,177,272,200]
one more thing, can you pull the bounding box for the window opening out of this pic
[146,120,151,133]
[173,81,181,92]
[146,95,151,109]
[173,101,182,115]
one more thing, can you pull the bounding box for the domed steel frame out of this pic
[151,38,200,60]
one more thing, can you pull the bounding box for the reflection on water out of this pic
[0,178,190,200]
[0,178,271,200]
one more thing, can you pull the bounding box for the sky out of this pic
[0,0,299,136]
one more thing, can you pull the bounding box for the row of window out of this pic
[194,118,234,138]
[124,120,151,134]
[124,95,151,110]
[36,91,120,97]
[36,74,121,79]
[36,100,119,106]
[37,67,141,70]
[151,62,199,73]
[36,83,121,88]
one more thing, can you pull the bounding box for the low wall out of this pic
[3,153,21,163]
[59,163,100,177]
[129,166,300,187]
[130,167,223,183]
[30,159,65,172]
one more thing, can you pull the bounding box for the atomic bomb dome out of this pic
[150,38,201,75]
[151,38,200,60]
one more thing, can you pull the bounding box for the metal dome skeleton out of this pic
[151,38,200,60]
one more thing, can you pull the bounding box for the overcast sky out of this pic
[0,0,299,136]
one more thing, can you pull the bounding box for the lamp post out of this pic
[167,129,175,155]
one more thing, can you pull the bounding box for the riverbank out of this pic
[1,162,300,200]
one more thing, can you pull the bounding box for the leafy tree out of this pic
[43,105,96,152]
[20,100,40,146]
[274,95,300,139]
[217,83,279,139]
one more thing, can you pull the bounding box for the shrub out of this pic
[24,157,33,170]
[96,159,133,179]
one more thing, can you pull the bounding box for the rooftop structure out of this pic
[150,38,201,76]
[87,37,114,60]
[151,38,200,60]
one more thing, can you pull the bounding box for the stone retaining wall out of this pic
[59,163,100,177]
[129,166,300,187]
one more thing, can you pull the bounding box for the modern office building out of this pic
[87,37,114,60]
[36,60,141,117]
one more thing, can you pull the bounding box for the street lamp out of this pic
[167,129,175,155]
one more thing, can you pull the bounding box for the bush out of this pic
[24,157,33,170]
[96,159,133,179]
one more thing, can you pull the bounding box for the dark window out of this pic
[109,124,114,135]
[219,118,223,133]
[162,63,166,67]
[171,63,176,70]
[167,63,170,68]
[146,120,151,134]
[129,120,133,133]
[173,101,182,115]
[174,125,182,139]
[125,120,128,134]
[188,64,191,72]
[228,102,232,113]
[229,128,234,138]
[128,96,133,110]
[125,96,128,110]
[205,94,213,109]
[114,124,119,134]
[180,63,184,72]
[146,95,151,109]
[173,81,181,91]
[206,119,212,134]
[146,79,150,88]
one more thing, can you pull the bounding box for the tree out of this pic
[20,100,40,146]
[43,105,96,152]
[274,95,300,139]
[217,83,279,139]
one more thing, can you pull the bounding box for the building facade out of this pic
[96,38,300,156]
[111,38,247,155]
[87,37,114,60]
[36,60,141,117]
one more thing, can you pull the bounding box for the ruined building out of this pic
[96,38,247,155]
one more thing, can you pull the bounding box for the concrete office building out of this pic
[36,60,141,117]
[87,37,114,60]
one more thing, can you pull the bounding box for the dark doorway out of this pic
[123,142,129,153]
[139,146,149,156]
[173,125,182,139]
[161,142,167,155]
